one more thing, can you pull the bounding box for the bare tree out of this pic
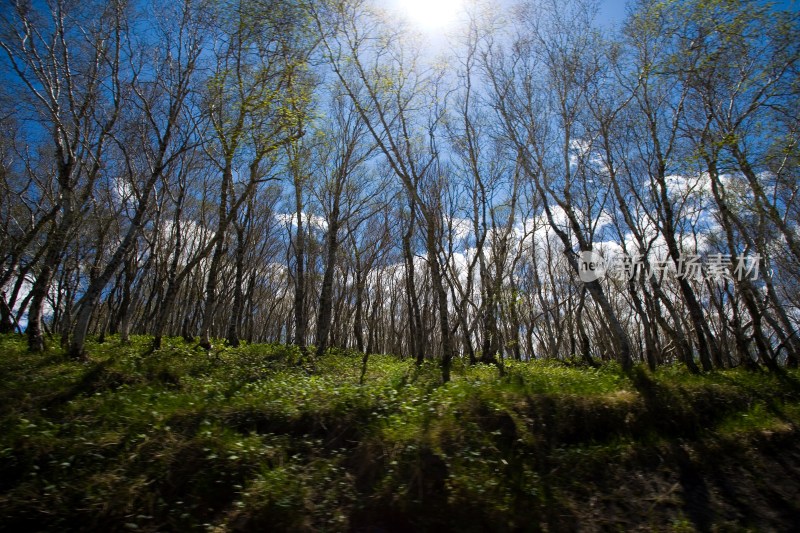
[486,0,634,369]
[198,0,312,350]
[312,92,377,356]
[1,0,127,351]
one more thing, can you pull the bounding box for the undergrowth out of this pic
[1,334,799,531]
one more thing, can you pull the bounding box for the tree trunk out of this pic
[226,223,247,348]
[315,197,341,357]
[292,173,308,354]
[200,161,234,351]
[353,273,366,353]
[117,253,136,344]
[27,249,60,353]
[0,292,15,334]
[424,216,455,382]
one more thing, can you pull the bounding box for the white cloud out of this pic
[275,212,328,231]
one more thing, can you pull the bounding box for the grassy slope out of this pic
[1,334,799,532]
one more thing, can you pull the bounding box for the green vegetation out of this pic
[1,334,799,531]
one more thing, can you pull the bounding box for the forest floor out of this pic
[1,334,799,532]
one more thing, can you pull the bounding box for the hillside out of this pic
[1,335,800,531]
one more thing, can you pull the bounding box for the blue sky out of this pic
[596,0,627,25]
[595,0,800,26]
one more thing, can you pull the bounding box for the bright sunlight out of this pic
[395,0,465,31]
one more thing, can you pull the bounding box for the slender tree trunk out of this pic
[645,116,717,371]
[315,196,341,357]
[199,162,233,351]
[27,178,77,353]
[117,253,136,344]
[27,240,63,353]
[0,292,15,334]
[68,140,180,357]
[402,208,424,364]
[366,291,380,356]
[424,216,455,382]
[153,217,186,350]
[575,289,597,367]
[226,222,247,348]
[199,241,225,350]
[292,171,308,354]
[353,272,366,353]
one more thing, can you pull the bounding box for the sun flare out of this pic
[395,0,465,32]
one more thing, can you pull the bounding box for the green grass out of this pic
[1,334,799,531]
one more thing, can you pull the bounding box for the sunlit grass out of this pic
[1,333,799,530]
